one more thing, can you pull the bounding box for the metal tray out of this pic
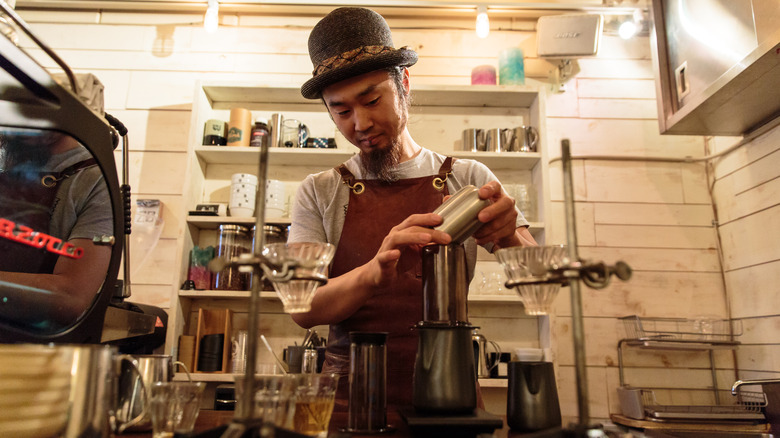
[621,316,743,342]
[641,388,767,421]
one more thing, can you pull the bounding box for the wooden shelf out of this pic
[186,216,290,229]
[194,146,539,170]
[175,372,243,383]
[469,294,522,303]
[177,374,511,387]
[201,83,540,109]
[178,290,521,305]
[179,290,276,299]
[451,151,540,170]
[195,146,355,167]
[478,378,508,388]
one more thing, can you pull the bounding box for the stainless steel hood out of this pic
[650,0,780,136]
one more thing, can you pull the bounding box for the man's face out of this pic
[322,70,407,182]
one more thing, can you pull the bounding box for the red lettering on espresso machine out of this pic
[0,217,84,259]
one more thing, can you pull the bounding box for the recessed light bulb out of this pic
[204,0,219,34]
[618,20,637,39]
[476,7,489,39]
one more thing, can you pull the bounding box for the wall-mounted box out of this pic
[650,0,780,136]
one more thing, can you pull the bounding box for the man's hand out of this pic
[364,213,451,288]
[473,181,524,248]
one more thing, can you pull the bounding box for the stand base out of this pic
[191,419,310,438]
[399,407,502,437]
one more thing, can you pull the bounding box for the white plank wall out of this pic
[15,7,777,423]
[710,127,780,382]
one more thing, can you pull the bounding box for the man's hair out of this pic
[320,66,411,113]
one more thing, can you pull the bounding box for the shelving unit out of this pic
[615,316,765,423]
[166,81,552,409]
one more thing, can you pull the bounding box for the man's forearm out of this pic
[290,262,375,328]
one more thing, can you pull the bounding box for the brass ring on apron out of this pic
[432,172,450,191]
[41,175,58,188]
[344,180,365,195]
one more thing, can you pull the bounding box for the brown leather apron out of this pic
[0,158,96,273]
[322,157,453,411]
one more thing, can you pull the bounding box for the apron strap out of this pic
[40,158,98,188]
[433,156,454,191]
[335,163,365,195]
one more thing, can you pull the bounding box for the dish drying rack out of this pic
[618,315,767,422]
[639,388,767,421]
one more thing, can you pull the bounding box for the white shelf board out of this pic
[178,291,521,304]
[195,146,355,167]
[201,83,540,109]
[478,378,508,388]
[175,372,242,383]
[451,151,540,170]
[186,216,290,229]
[179,290,277,299]
[469,294,522,303]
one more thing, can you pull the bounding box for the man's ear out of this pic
[402,67,411,95]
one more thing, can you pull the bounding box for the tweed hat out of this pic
[301,7,418,99]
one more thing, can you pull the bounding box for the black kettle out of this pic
[507,361,562,432]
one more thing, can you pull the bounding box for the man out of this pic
[288,7,537,409]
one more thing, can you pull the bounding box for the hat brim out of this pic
[301,48,418,99]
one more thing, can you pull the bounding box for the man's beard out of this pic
[359,138,401,184]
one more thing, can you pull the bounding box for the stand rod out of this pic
[561,139,590,425]
[232,141,270,425]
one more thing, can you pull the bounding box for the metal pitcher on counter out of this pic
[114,354,191,433]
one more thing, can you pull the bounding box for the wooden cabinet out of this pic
[166,82,552,399]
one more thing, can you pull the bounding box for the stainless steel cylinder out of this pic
[421,244,469,325]
[433,185,490,244]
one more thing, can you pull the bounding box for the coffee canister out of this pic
[433,185,490,244]
[203,119,227,145]
[227,107,252,146]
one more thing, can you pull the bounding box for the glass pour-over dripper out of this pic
[262,242,336,313]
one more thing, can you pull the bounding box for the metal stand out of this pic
[207,142,324,438]
[505,139,632,436]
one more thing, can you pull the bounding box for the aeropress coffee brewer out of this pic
[402,186,503,436]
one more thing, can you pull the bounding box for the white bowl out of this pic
[232,173,258,183]
[513,348,544,362]
[229,206,254,217]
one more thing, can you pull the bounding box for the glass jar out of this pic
[213,224,251,290]
[249,117,270,148]
[249,224,288,291]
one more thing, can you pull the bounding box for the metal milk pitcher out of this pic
[115,354,190,433]
[472,328,501,379]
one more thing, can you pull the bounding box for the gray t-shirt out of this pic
[288,148,528,272]
[47,146,113,242]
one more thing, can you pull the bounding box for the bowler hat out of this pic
[301,7,418,99]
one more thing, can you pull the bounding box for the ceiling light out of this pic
[476,5,489,39]
[204,0,219,34]
[618,19,637,39]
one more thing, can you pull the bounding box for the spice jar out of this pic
[213,224,251,291]
[249,117,270,148]
[188,245,214,290]
[249,224,287,291]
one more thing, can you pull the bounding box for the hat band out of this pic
[313,45,395,76]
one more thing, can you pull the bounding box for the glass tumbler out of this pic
[213,224,250,290]
[346,332,391,433]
